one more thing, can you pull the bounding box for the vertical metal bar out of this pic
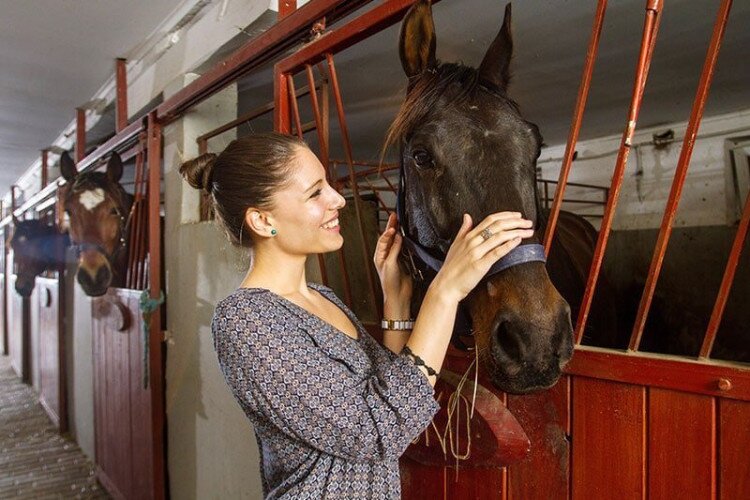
[543,0,608,253]
[701,187,750,358]
[274,68,291,134]
[630,0,733,351]
[146,111,166,499]
[305,64,330,173]
[115,58,128,133]
[137,133,149,290]
[287,75,305,139]
[76,108,86,162]
[41,150,49,189]
[1,200,6,356]
[326,53,382,317]
[127,146,145,288]
[319,63,330,171]
[574,0,663,344]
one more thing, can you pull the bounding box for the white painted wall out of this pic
[162,76,266,499]
[537,108,750,230]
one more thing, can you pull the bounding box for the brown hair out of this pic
[179,132,305,247]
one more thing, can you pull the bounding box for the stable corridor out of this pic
[0,354,108,498]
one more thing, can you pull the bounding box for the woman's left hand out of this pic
[373,213,413,309]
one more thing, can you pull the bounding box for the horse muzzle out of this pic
[77,249,113,296]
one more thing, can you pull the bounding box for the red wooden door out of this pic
[36,276,67,432]
[92,288,160,500]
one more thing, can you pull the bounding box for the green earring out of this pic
[270,228,277,236]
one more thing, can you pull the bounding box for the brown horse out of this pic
[60,151,133,296]
[7,218,69,297]
[391,2,618,394]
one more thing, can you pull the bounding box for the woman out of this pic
[179,132,534,499]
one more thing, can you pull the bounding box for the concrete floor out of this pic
[0,354,109,499]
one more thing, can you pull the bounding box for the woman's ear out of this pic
[245,209,275,238]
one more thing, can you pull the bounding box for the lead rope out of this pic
[412,347,480,480]
[139,289,165,388]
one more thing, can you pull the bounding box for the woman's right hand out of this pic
[430,212,535,303]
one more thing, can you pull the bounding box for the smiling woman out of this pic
[178,131,534,498]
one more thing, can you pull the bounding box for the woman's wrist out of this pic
[426,276,463,305]
[383,298,411,320]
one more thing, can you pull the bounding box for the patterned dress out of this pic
[212,282,440,499]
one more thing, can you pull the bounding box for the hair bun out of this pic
[179,153,218,192]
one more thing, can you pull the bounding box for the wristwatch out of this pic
[381,319,415,330]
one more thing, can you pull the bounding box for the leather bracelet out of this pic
[401,346,438,377]
[381,318,415,330]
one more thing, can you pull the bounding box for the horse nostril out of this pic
[95,266,111,286]
[494,320,524,361]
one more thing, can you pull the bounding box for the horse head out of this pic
[393,1,573,394]
[8,218,67,297]
[60,151,132,296]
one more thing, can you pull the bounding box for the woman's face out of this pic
[268,146,346,255]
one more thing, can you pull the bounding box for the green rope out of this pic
[139,289,165,389]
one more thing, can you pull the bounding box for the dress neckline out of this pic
[238,284,362,342]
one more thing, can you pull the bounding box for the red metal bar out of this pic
[543,0,608,253]
[116,58,128,133]
[274,68,291,133]
[287,75,305,139]
[701,185,749,358]
[630,0,733,351]
[158,0,373,123]
[41,150,49,189]
[76,108,86,162]
[279,0,297,20]
[146,111,166,499]
[325,53,381,317]
[574,0,663,344]
[127,145,145,288]
[305,65,330,173]
[277,0,443,75]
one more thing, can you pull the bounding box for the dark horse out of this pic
[391,1,617,394]
[60,151,133,296]
[8,217,69,297]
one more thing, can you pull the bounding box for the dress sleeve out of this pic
[212,293,440,463]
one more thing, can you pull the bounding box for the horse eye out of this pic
[412,149,433,169]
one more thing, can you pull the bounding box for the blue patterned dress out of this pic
[211,282,440,499]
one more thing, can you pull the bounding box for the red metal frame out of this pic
[146,111,166,499]
[76,108,86,162]
[158,0,374,123]
[41,150,49,189]
[574,0,663,344]
[116,58,128,133]
[629,0,734,351]
[543,0,608,253]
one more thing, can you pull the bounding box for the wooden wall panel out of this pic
[648,389,715,499]
[93,289,157,500]
[572,378,645,499]
[508,377,570,500]
[400,458,446,499]
[445,467,505,500]
[719,399,750,498]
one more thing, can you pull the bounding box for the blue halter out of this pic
[396,161,547,346]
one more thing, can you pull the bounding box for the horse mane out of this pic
[382,62,520,159]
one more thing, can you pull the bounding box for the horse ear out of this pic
[60,152,78,182]
[107,152,124,182]
[399,0,437,78]
[479,3,513,90]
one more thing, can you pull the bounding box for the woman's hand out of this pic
[373,213,413,311]
[431,212,534,303]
